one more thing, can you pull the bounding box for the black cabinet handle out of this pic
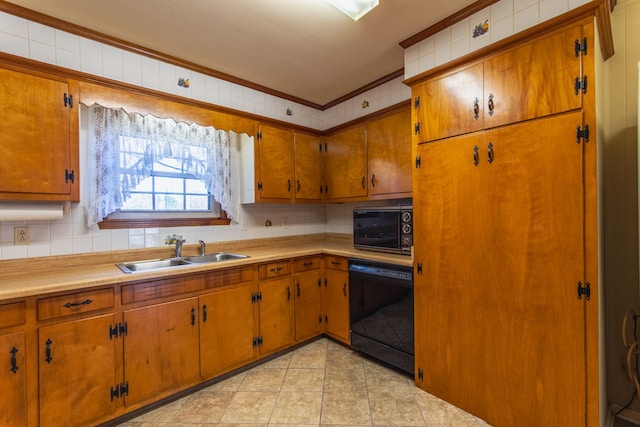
[473,146,479,167]
[45,339,53,364]
[297,180,301,192]
[487,93,495,116]
[287,179,291,192]
[297,283,301,297]
[487,142,494,164]
[191,307,196,326]
[361,176,365,189]
[371,174,375,187]
[202,304,208,323]
[331,260,340,266]
[10,347,18,374]
[287,286,291,301]
[473,97,480,120]
[343,283,347,297]
[63,299,93,308]
[303,261,313,266]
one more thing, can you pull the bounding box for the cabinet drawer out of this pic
[205,266,255,289]
[325,255,348,271]
[294,256,321,272]
[258,261,292,279]
[0,301,26,328]
[122,275,205,305]
[38,288,114,321]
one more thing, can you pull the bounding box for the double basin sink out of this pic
[116,252,249,274]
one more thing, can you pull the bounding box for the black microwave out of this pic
[353,206,413,255]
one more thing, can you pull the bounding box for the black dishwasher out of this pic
[348,258,414,374]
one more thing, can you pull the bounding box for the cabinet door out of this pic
[367,107,412,197]
[123,298,200,406]
[324,268,350,344]
[0,332,26,427]
[413,112,586,426]
[39,314,116,427]
[257,124,294,201]
[0,67,76,198]
[259,276,295,354]
[294,132,323,202]
[482,24,582,129]
[324,125,368,201]
[413,62,484,142]
[294,269,323,341]
[200,283,257,379]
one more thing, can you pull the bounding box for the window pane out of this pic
[186,195,210,210]
[155,177,184,193]
[122,193,153,210]
[185,178,207,193]
[155,158,183,173]
[134,176,154,192]
[155,194,184,210]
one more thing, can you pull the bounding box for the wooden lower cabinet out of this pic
[259,275,295,354]
[123,297,200,407]
[294,257,323,341]
[38,314,117,427]
[324,256,350,344]
[413,112,588,426]
[199,282,258,378]
[0,331,26,427]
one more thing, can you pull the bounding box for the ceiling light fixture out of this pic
[325,0,379,21]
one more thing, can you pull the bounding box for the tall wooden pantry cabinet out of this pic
[409,17,600,426]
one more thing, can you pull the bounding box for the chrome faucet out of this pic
[175,239,184,258]
[199,240,206,256]
[165,234,185,258]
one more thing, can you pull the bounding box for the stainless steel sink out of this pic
[116,252,249,273]
[182,252,249,263]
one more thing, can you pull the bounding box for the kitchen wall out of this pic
[603,0,640,420]
[0,8,410,261]
[404,0,593,80]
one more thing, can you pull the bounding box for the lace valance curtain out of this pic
[83,104,235,227]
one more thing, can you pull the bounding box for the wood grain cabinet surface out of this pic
[411,19,598,426]
[0,65,79,201]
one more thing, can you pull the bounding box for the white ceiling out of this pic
[4,0,478,106]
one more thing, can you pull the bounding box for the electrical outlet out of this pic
[282,217,289,229]
[14,226,30,245]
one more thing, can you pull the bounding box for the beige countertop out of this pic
[0,234,413,301]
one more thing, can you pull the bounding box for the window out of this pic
[118,136,212,212]
[83,104,236,229]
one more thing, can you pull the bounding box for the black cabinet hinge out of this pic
[577,281,591,301]
[63,93,73,108]
[65,169,75,184]
[574,37,588,57]
[251,292,262,303]
[258,181,263,191]
[109,322,128,339]
[110,382,129,401]
[415,156,421,169]
[414,122,421,135]
[576,124,590,144]
[252,336,263,347]
[417,263,423,275]
[319,143,323,152]
[574,76,588,95]
[257,130,262,141]
[414,96,420,109]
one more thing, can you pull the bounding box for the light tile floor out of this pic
[118,338,491,426]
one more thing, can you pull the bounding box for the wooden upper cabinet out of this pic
[367,107,412,198]
[293,132,323,202]
[0,66,79,201]
[413,62,484,143]
[414,24,583,143]
[256,124,294,202]
[324,124,367,201]
[483,24,583,129]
